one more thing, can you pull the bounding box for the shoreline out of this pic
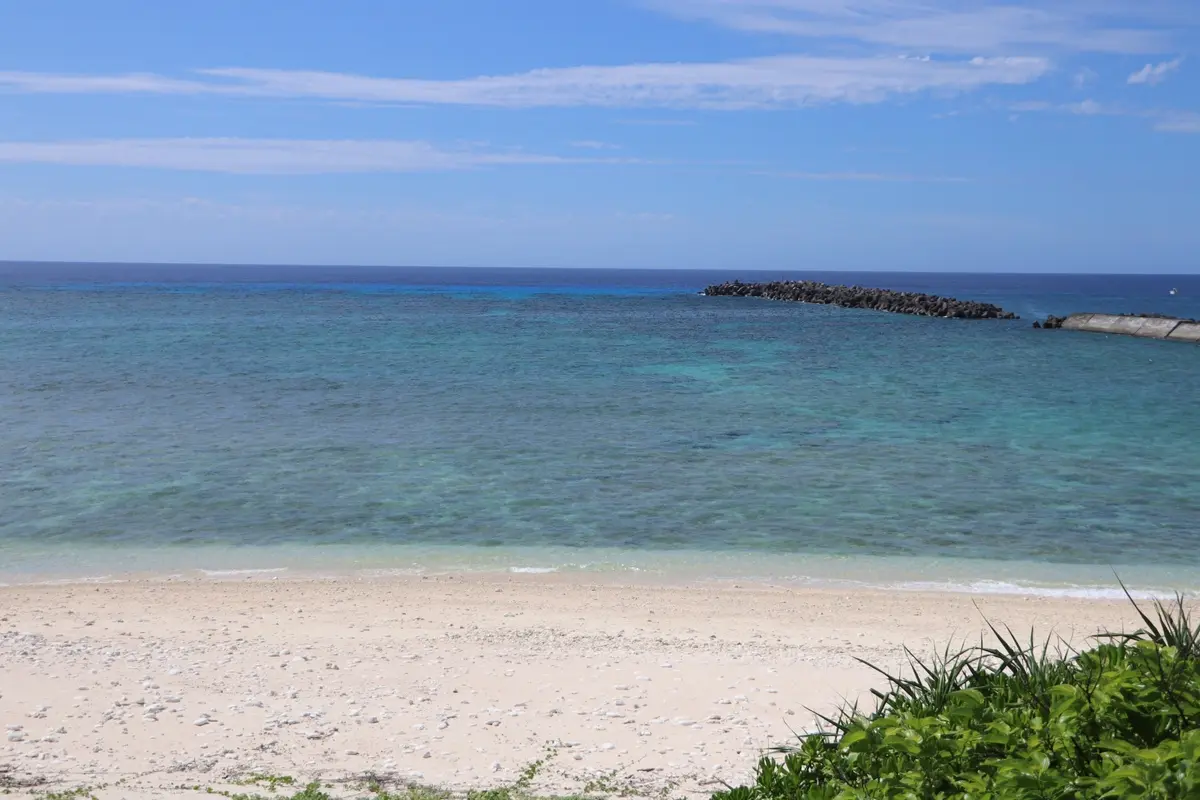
[0,574,1154,798]
[0,545,1194,600]
[0,568,1183,602]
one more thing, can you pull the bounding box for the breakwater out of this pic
[702,280,1018,319]
[1038,313,1200,343]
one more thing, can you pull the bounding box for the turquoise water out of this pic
[2,265,1198,593]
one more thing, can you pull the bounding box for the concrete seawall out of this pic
[1057,313,1200,343]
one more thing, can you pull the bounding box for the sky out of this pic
[0,0,1198,272]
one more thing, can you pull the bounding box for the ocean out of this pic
[2,263,1198,596]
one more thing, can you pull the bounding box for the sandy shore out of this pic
[0,575,1144,797]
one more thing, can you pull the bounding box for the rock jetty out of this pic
[1035,313,1200,343]
[702,280,1018,320]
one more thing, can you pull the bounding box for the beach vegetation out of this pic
[0,763,47,790]
[714,586,1200,799]
[36,791,97,800]
[236,774,298,792]
[287,784,332,800]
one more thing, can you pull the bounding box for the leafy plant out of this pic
[1097,580,1200,660]
[714,589,1200,800]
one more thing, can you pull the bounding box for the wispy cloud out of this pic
[645,0,1185,54]
[1010,98,1122,116]
[0,138,634,174]
[0,72,221,95]
[0,55,1051,111]
[1155,112,1200,133]
[1067,99,1105,115]
[644,0,1183,54]
[1127,57,1184,85]
[613,118,698,126]
[570,140,621,150]
[762,170,967,183]
[1072,67,1098,88]
[1009,99,1200,133]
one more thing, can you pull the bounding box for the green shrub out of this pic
[715,590,1200,799]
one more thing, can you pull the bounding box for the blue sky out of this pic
[1,0,1197,272]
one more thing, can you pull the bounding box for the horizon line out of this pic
[1,259,1197,277]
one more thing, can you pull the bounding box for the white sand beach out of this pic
[0,575,1145,798]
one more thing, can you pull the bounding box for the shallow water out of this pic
[2,264,1198,593]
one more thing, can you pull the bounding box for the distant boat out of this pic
[1170,288,1178,295]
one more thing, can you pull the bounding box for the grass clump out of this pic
[714,587,1200,799]
[373,789,454,800]
[238,774,297,792]
[214,781,328,800]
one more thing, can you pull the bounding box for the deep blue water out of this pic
[1,263,1198,585]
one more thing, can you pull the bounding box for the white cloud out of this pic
[1127,58,1184,85]
[1155,112,1200,133]
[1011,98,1119,116]
[1072,67,1098,88]
[645,0,1182,54]
[613,118,698,125]
[0,55,1051,111]
[570,140,621,149]
[0,138,622,174]
[0,72,221,95]
[763,170,967,182]
[1007,98,1200,133]
[1069,99,1105,115]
